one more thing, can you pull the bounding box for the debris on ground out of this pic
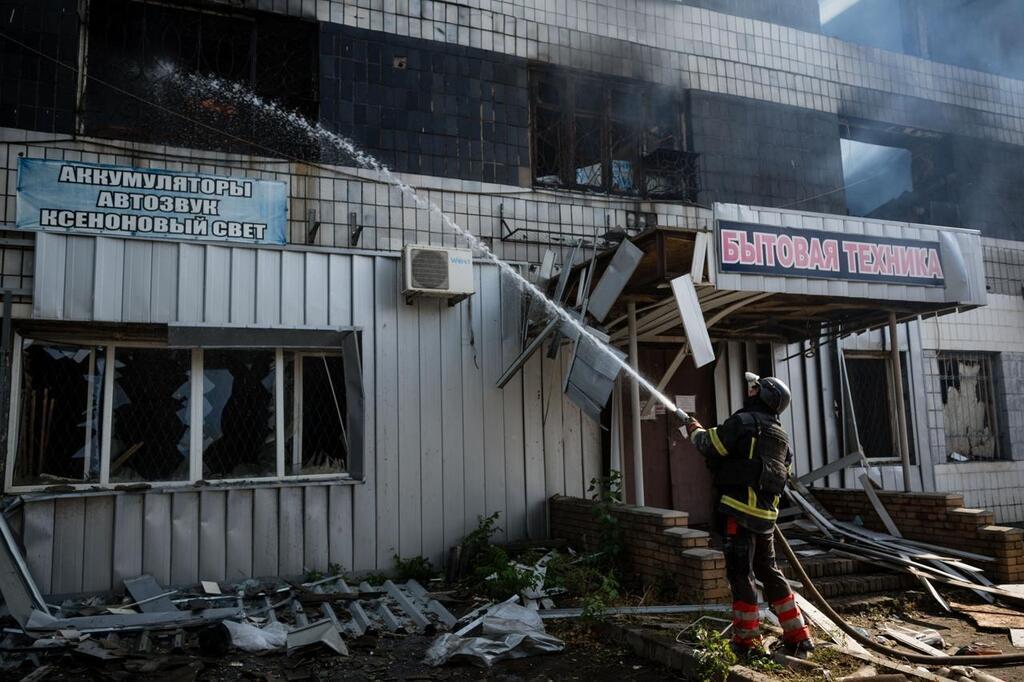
[424,601,564,667]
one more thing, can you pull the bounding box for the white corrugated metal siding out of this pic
[19,233,600,594]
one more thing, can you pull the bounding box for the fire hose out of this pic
[670,407,1024,667]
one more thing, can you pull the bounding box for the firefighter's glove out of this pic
[679,417,703,439]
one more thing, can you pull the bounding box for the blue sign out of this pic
[16,158,287,245]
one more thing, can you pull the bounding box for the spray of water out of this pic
[189,75,682,415]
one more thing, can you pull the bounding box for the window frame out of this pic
[936,351,1003,462]
[529,66,693,199]
[4,333,363,493]
[843,350,916,465]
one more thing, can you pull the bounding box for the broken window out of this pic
[7,337,361,489]
[285,353,348,476]
[844,354,916,462]
[531,67,697,200]
[202,350,278,480]
[12,341,104,486]
[109,348,192,483]
[83,0,318,158]
[840,120,958,226]
[937,353,1001,461]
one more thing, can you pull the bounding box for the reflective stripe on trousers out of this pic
[731,600,761,646]
[771,593,810,644]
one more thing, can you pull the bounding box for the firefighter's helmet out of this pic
[755,376,791,415]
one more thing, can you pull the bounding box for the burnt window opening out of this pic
[83,0,319,159]
[840,120,958,227]
[844,354,916,463]
[937,352,1002,461]
[531,68,698,201]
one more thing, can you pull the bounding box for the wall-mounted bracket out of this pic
[348,212,364,247]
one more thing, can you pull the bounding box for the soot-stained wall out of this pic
[688,91,846,214]
[0,0,78,134]
[319,23,530,186]
[950,137,1024,241]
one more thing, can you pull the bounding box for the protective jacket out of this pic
[691,404,792,533]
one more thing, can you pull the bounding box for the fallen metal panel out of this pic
[25,606,243,633]
[795,452,863,486]
[384,580,430,630]
[587,240,643,323]
[858,473,903,538]
[670,274,714,367]
[124,575,178,614]
[0,510,48,627]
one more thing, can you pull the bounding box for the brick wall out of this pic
[813,488,1024,583]
[0,0,78,134]
[319,22,529,186]
[688,91,846,215]
[548,495,730,604]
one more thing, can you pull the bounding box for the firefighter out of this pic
[681,372,814,657]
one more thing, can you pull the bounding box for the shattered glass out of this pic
[109,348,191,483]
[286,354,348,476]
[202,350,278,479]
[13,341,104,486]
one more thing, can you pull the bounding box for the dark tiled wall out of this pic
[0,0,78,134]
[680,0,821,32]
[688,91,846,215]
[950,137,1024,242]
[319,23,530,186]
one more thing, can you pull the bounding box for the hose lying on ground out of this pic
[774,526,1024,667]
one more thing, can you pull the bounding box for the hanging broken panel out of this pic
[563,333,625,422]
[587,240,644,323]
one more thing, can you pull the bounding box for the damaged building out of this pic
[0,0,1022,610]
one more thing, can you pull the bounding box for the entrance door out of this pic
[621,347,717,526]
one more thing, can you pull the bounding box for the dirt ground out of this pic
[22,622,681,681]
[839,592,1024,682]
[20,591,1024,680]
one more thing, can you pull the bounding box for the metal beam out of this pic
[888,312,913,492]
[496,317,559,388]
[627,302,644,506]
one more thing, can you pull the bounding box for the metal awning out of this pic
[579,203,987,346]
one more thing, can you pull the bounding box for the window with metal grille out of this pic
[844,353,916,463]
[937,352,1002,461]
[83,0,319,158]
[109,347,192,483]
[202,349,278,480]
[6,336,363,490]
[531,67,698,201]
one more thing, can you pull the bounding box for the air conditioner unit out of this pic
[402,244,475,305]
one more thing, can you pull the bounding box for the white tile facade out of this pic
[935,461,1024,524]
[231,0,1024,145]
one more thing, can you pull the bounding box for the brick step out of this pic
[779,554,871,580]
[804,572,916,599]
